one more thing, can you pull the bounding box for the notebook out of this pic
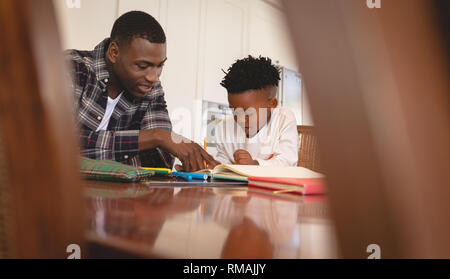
[195,164,324,182]
[80,157,155,182]
[248,177,327,195]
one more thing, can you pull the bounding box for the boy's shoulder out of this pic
[216,115,234,129]
[272,107,297,124]
[216,107,297,128]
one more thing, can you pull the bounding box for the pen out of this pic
[172,172,209,181]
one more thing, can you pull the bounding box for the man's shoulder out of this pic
[143,81,166,101]
[64,48,95,72]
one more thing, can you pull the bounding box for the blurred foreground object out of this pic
[283,0,450,258]
[0,0,84,258]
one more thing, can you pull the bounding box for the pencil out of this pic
[203,138,207,169]
[273,189,299,194]
[201,139,208,212]
[140,167,172,174]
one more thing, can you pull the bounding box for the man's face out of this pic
[110,37,167,98]
[227,86,278,138]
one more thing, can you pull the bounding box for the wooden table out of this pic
[84,177,338,258]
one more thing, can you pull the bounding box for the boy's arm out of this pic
[215,141,233,165]
[214,120,233,165]
[255,116,299,167]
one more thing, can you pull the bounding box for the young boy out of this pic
[215,56,299,166]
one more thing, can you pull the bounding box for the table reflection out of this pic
[85,181,338,258]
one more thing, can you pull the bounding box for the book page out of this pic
[213,165,325,178]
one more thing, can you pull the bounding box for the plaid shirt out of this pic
[65,38,174,168]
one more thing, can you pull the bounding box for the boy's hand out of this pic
[233,150,259,165]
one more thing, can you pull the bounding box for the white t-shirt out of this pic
[215,107,299,166]
[95,93,123,132]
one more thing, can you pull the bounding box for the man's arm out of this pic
[135,86,175,168]
[139,128,218,171]
[79,129,140,161]
[135,84,218,171]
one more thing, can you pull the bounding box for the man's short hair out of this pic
[220,55,280,94]
[110,11,166,47]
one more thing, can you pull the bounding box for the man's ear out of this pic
[106,41,120,63]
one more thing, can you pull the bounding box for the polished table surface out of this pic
[84,177,338,258]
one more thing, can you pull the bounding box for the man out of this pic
[65,11,217,171]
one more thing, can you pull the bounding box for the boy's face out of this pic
[228,86,278,138]
[107,37,167,98]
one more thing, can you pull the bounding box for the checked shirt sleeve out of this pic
[78,90,175,168]
[79,129,140,162]
[131,83,175,169]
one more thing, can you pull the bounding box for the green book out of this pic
[80,157,155,182]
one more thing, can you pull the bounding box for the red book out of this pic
[248,177,327,195]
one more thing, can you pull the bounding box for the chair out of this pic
[296,125,322,172]
[285,0,450,257]
[0,0,84,258]
[0,130,12,258]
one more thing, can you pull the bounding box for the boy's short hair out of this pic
[220,55,280,94]
[110,11,166,47]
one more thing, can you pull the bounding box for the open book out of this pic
[195,164,324,182]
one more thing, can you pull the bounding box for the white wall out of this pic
[54,0,311,141]
[54,0,118,50]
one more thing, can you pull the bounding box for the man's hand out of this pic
[233,149,259,165]
[139,129,219,171]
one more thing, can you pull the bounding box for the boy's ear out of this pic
[266,86,278,108]
[268,97,278,108]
